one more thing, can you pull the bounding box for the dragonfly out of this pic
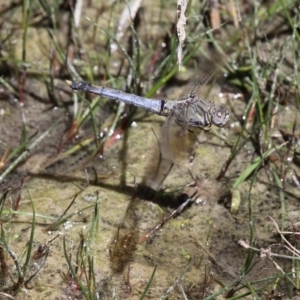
[66,66,229,192]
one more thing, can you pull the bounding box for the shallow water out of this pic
[1,1,300,299]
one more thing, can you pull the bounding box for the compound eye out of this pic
[212,106,229,127]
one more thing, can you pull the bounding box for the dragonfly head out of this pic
[211,104,230,127]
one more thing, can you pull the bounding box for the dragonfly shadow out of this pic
[27,169,190,209]
[135,183,193,209]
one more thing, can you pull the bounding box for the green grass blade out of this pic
[63,236,89,299]
[139,265,157,300]
[22,191,36,277]
[232,142,287,189]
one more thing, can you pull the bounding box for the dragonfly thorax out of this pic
[188,109,212,130]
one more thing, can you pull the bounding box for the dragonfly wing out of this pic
[179,52,224,100]
[142,107,189,192]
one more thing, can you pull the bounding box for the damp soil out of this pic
[1,1,300,299]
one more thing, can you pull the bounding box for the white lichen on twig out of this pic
[177,0,188,69]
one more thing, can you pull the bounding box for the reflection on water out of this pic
[109,198,139,273]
